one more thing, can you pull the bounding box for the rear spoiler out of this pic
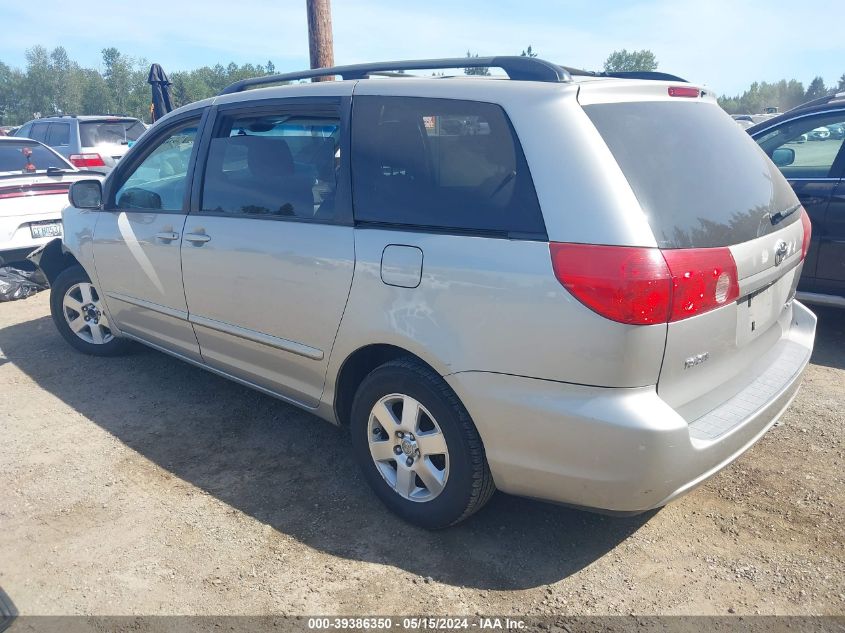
[562,67,688,83]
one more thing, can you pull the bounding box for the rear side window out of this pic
[352,96,545,237]
[201,111,340,220]
[585,101,798,248]
[80,119,145,146]
[47,123,70,146]
[29,123,49,143]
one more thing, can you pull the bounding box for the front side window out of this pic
[756,113,845,179]
[351,96,545,237]
[114,120,199,211]
[200,110,340,220]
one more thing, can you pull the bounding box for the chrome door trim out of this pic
[188,314,325,361]
[106,291,189,320]
[119,331,319,410]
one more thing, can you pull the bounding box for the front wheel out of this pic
[350,357,495,529]
[49,265,131,356]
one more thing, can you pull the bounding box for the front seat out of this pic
[203,136,314,217]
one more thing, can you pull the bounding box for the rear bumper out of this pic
[0,212,63,265]
[445,301,816,513]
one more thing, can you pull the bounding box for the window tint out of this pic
[0,141,71,173]
[80,119,145,146]
[15,123,32,138]
[114,120,198,211]
[585,101,798,249]
[201,111,340,219]
[29,123,49,143]
[351,96,545,237]
[756,113,845,179]
[47,123,70,146]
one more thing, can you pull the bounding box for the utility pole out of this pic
[306,0,335,81]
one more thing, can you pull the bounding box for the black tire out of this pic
[350,357,495,529]
[49,265,131,357]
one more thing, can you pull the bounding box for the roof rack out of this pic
[219,56,572,95]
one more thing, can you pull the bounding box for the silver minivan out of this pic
[31,58,816,528]
[14,115,146,174]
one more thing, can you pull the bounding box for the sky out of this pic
[0,0,842,96]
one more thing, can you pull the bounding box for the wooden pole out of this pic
[306,0,335,81]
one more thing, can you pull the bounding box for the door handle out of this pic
[154,231,179,242]
[184,233,211,244]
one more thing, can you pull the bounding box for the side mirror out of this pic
[117,187,162,210]
[772,147,795,167]
[69,179,103,209]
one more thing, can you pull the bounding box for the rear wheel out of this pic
[50,265,131,356]
[350,357,495,529]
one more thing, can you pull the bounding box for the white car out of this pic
[0,138,95,266]
[808,126,831,140]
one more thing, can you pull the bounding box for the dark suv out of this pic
[749,92,845,308]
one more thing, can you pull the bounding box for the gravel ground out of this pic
[0,292,842,617]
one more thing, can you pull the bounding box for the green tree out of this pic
[838,73,845,91]
[804,76,828,101]
[463,51,490,76]
[603,49,658,73]
[0,61,26,124]
[49,47,82,115]
[78,68,111,115]
[718,78,806,114]
[22,45,55,117]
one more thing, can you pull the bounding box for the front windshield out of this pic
[0,141,72,174]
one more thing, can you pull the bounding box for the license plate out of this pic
[735,278,790,346]
[30,221,63,239]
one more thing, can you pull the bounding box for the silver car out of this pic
[14,115,146,174]
[31,57,816,528]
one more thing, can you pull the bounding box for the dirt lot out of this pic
[0,292,843,617]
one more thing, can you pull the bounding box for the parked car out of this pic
[0,137,96,266]
[748,90,845,308]
[809,126,831,140]
[731,114,754,129]
[826,122,845,139]
[13,115,146,174]
[31,57,816,528]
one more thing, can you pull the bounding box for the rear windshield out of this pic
[80,119,145,146]
[0,141,71,173]
[584,101,799,248]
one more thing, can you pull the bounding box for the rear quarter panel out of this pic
[327,229,667,394]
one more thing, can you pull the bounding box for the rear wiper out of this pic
[46,166,69,176]
[770,204,800,225]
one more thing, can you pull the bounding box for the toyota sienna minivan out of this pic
[31,57,816,528]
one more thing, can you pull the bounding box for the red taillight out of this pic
[800,208,812,260]
[661,247,739,322]
[69,153,105,168]
[549,243,739,325]
[549,244,672,325]
[668,86,700,98]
